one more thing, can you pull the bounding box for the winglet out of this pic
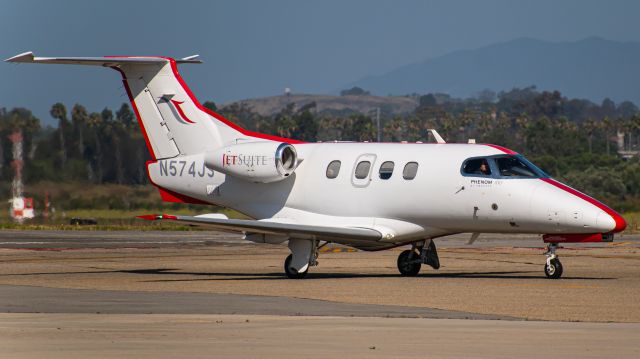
[5,51,35,63]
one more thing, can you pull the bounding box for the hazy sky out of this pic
[2,0,640,124]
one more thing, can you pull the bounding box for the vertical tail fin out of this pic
[6,52,302,160]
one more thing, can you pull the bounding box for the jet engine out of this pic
[205,142,299,183]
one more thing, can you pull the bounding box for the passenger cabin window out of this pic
[496,156,537,177]
[379,161,395,179]
[463,158,492,176]
[402,162,419,180]
[326,160,341,179]
[355,161,371,179]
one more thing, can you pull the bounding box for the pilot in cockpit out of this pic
[478,160,491,175]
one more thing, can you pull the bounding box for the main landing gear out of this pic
[397,239,440,276]
[544,243,563,279]
[283,239,322,279]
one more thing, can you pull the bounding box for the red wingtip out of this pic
[137,214,161,221]
[136,214,178,221]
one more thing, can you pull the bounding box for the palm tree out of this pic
[87,112,104,183]
[72,104,92,180]
[583,118,597,153]
[49,103,68,168]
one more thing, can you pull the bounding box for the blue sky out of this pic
[2,0,640,124]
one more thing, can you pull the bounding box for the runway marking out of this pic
[609,241,631,247]
[320,247,357,253]
[494,282,600,289]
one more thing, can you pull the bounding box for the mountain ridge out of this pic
[347,37,640,104]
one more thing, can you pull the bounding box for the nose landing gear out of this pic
[544,243,563,279]
[397,239,440,276]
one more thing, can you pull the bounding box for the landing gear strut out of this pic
[397,239,440,276]
[544,243,563,279]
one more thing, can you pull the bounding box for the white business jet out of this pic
[6,52,626,279]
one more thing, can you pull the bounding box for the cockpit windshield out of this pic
[461,155,547,179]
[495,156,538,177]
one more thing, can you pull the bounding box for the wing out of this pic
[138,214,387,249]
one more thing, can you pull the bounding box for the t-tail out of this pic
[5,51,301,160]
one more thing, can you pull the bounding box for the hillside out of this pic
[348,37,640,104]
[221,94,418,116]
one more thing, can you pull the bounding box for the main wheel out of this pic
[544,258,563,279]
[284,254,308,279]
[397,250,421,276]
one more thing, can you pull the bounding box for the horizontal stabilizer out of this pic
[5,52,203,65]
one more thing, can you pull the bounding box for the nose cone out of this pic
[596,210,626,233]
[541,178,626,233]
[599,209,627,233]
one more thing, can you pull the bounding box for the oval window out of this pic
[355,161,371,179]
[326,160,341,179]
[379,161,395,180]
[403,162,419,180]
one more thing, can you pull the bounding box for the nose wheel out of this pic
[544,243,563,279]
[397,250,421,276]
[397,239,440,276]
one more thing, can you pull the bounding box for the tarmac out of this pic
[0,230,639,358]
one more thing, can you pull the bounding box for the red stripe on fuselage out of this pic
[483,144,518,154]
[542,233,604,243]
[541,177,626,233]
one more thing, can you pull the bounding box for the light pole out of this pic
[367,107,381,142]
[375,107,381,143]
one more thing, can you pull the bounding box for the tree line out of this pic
[1,85,640,210]
[0,103,147,187]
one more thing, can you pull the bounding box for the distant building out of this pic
[617,130,639,159]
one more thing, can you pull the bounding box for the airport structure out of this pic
[7,130,34,222]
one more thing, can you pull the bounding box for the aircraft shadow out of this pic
[118,268,615,281]
[0,268,615,281]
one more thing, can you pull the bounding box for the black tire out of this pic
[284,254,308,279]
[397,250,421,276]
[544,258,563,279]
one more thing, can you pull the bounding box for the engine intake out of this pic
[205,142,299,183]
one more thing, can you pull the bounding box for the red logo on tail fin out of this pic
[170,100,196,124]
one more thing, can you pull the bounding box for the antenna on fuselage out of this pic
[428,129,446,144]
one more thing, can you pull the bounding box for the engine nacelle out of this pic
[205,142,299,183]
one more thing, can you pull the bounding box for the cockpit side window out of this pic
[462,158,492,176]
[495,156,537,177]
